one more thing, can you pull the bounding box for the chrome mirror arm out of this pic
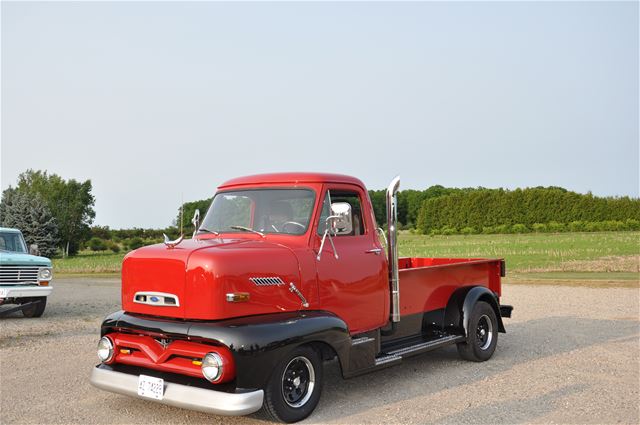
[316,215,340,261]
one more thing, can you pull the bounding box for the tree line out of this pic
[1,170,95,257]
[2,169,638,259]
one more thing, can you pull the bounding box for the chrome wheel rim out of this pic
[476,314,493,350]
[282,356,315,408]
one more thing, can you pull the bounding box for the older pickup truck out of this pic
[90,173,512,423]
[0,227,53,317]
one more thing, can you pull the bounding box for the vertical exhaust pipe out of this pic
[386,176,401,323]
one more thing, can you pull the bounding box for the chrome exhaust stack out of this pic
[386,176,401,323]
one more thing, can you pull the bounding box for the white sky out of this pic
[1,1,638,228]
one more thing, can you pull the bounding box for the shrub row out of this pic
[85,236,162,253]
[417,187,640,234]
[428,219,640,236]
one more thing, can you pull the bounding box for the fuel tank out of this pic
[121,238,305,320]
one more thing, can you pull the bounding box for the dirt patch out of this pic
[528,255,639,273]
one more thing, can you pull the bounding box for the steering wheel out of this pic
[281,221,306,234]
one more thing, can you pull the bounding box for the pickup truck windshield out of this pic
[0,231,28,253]
[200,189,315,236]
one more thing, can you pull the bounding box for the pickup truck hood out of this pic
[0,252,51,266]
[121,238,304,320]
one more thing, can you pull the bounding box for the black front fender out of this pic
[103,310,351,391]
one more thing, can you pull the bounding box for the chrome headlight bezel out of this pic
[38,267,53,281]
[97,336,114,363]
[201,352,223,382]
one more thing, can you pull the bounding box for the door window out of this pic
[316,190,366,236]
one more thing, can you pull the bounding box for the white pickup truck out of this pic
[0,227,53,317]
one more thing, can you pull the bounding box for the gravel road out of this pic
[1,277,638,424]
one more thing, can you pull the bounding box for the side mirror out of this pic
[191,209,200,237]
[29,244,40,256]
[329,202,352,235]
[316,202,353,261]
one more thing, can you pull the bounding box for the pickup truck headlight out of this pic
[97,336,114,363]
[201,352,223,382]
[38,267,53,281]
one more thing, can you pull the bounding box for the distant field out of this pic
[52,251,125,275]
[399,231,639,283]
[54,232,639,284]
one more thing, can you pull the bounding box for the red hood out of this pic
[121,238,304,320]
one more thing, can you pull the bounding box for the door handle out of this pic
[365,248,382,255]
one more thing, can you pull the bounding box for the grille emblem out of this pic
[133,292,180,307]
[155,338,171,349]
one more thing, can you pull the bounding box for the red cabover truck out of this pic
[90,173,513,423]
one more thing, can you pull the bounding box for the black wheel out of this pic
[262,345,323,423]
[457,301,498,362]
[22,297,47,318]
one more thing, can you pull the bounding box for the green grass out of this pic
[398,231,639,275]
[53,250,125,274]
[53,232,639,284]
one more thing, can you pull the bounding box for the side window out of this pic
[316,190,366,236]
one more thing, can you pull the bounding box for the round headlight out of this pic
[38,267,52,281]
[201,352,223,382]
[97,336,114,363]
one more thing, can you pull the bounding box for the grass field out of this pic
[53,232,639,284]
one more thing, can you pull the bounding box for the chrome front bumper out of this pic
[90,366,264,416]
[0,285,52,299]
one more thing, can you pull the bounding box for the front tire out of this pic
[22,297,47,318]
[457,301,498,362]
[262,345,323,423]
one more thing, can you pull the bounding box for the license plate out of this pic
[0,288,8,298]
[137,374,164,400]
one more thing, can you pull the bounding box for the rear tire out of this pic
[457,301,498,362]
[262,345,323,423]
[22,297,47,318]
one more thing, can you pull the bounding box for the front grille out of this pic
[0,266,40,284]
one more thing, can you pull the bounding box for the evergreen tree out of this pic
[0,189,59,257]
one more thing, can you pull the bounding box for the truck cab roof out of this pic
[218,172,367,190]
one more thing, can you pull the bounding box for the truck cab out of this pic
[0,227,53,317]
[91,173,512,423]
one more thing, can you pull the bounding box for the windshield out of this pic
[200,189,316,236]
[0,231,28,253]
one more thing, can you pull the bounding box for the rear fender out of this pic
[444,286,505,336]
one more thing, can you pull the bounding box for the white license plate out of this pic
[0,288,8,298]
[137,374,164,400]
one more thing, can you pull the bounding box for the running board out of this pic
[375,334,465,366]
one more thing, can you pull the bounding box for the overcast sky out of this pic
[1,1,638,229]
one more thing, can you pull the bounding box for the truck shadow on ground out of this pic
[249,315,639,424]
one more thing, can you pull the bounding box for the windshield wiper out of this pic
[197,227,219,236]
[230,225,265,237]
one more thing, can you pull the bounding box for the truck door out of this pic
[313,185,388,334]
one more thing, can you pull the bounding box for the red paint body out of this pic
[118,173,503,377]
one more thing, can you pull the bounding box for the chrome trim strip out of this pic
[90,367,264,416]
[351,337,375,346]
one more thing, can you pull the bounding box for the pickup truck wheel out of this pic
[262,345,323,423]
[21,297,47,318]
[457,301,497,362]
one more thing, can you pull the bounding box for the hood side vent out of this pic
[250,277,285,286]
